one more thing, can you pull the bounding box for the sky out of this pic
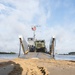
[0,0,75,54]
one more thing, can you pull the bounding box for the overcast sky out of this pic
[0,0,75,54]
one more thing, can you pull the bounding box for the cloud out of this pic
[0,0,75,54]
[0,4,5,10]
[0,0,51,52]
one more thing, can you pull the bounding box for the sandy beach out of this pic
[0,58,75,75]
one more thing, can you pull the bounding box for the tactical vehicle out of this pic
[35,40,46,52]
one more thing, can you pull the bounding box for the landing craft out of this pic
[18,26,56,58]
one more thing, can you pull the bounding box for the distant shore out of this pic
[0,52,16,54]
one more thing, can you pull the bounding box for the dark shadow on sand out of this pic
[0,61,23,75]
[69,60,75,63]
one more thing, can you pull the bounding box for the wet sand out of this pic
[0,58,75,75]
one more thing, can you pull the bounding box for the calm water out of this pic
[55,55,75,61]
[0,53,75,61]
[0,54,18,59]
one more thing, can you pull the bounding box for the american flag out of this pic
[32,26,36,31]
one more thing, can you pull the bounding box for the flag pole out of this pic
[32,26,36,42]
[34,31,35,41]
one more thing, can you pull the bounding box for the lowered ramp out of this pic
[19,36,29,56]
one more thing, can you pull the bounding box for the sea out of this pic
[55,55,75,61]
[0,54,19,59]
[0,53,75,61]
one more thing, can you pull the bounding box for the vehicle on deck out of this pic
[35,40,46,52]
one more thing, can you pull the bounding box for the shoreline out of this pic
[0,53,75,61]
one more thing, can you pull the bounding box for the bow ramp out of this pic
[19,35,29,55]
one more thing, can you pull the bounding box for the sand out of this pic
[0,58,75,75]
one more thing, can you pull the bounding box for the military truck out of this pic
[35,40,46,52]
